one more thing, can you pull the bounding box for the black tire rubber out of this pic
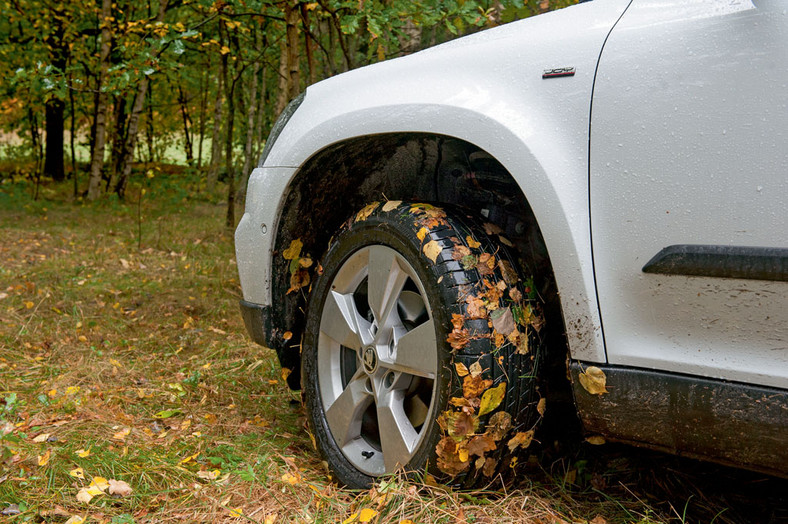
[302,202,545,488]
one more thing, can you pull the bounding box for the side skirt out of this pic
[570,363,788,478]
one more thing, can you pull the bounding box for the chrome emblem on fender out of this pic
[543,67,576,79]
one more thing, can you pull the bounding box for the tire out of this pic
[302,202,545,488]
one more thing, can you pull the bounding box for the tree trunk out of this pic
[114,0,168,198]
[237,36,260,204]
[44,98,66,181]
[206,73,224,193]
[109,95,127,186]
[69,70,78,197]
[197,58,209,169]
[177,82,193,164]
[275,2,301,116]
[87,0,112,200]
[221,25,236,228]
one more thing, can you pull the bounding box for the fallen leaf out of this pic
[477,253,495,276]
[382,200,401,212]
[38,449,51,466]
[507,430,534,452]
[499,259,518,284]
[462,375,492,399]
[483,222,502,235]
[590,516,608,524]
[422,240,442,263]
[468,361,482,378]
[578,366,608,395]
[282,331,293,340]
[154,408,183,419]
[64,516,86,524]
[108,479,133,497]
[113,428,130,441]
[490,307,515,336]
[287,268,310,294]
[435,436,470,476]
[264,514,278,524]
[452,245,471,260]
[355,202,380,222]
[89,477,109,491]
[229,507,244,518]
[482,456,497,476]
[359,508,378,522]
[282,239,303,260]
[466,236,481,249]
[467,434,496,457]
[342,513,359,524]
[478,382,506,416]
[485,411,512,440]
[33,433,50,443]
[197,469,221,480]
[76,448,91,458]
[465,295,487,319]
[454,362,469,377]
[179,452,200,465]
[281,472,301,485]
[416,227,429,241]
[537,397,547,416]
[69,467,85,479]
[586,435,606,445]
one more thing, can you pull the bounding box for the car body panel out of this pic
[235,0,633,364]
[590,0,788,388]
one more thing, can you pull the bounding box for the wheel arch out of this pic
[264,131,582,392]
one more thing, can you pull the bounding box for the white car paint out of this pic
[235,0,632,364]
[591,0,788,388]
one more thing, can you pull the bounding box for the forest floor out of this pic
[1,172,786,523]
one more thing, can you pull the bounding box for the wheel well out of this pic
[270,133,569,403]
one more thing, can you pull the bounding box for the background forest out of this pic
[0,0,574,222]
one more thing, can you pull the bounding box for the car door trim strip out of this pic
[642,244,788,282]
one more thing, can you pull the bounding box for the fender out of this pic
[236,0,632,364]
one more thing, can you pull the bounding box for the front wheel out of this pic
[302,202,545,488]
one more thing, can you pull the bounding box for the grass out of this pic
[0,171,783,523]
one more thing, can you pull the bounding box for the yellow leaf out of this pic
[66,386,81,395]
[229,507,243,517]
[416,227,428,241]
[179,452,200,465]
[342,513,359,524]
[586,435,606,445]
[359,508,378,523]
[219,45,231,55]
[355,202,380,222]
[422,240,442,263]
[89,477,109,491]
[399,521,414,524]
[32,433,50,443]
[281,472,300,485]
[264,514,278,524]
[197,469,221,480]
[537,397,547,416]
[466,236,481,249]
[113,428,130,441]
[478,382,506,416]
[281,367,292,381]
[76,447,91,458]
[69,467,85,479]
[382,200,401,212]
[25,300,34,309]
[38,449,51,466]
[64,516,86,524]
[282,239,303,260]
[469,361,482,378]
[578,366,607,395]
[458,448,469,463]
[454,362,469,377]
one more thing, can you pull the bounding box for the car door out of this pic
[589,0,787,388]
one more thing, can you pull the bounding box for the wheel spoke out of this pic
[325,369,371,448]
[376,389,418,472]
[367,246,409,329]
[385,319,437,378]
[321,290,373,349]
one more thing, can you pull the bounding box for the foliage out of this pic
[0,0,578,204]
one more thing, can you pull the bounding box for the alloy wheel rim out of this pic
[317,245,438,476]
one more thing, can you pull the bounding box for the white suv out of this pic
[235,0,787,488]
